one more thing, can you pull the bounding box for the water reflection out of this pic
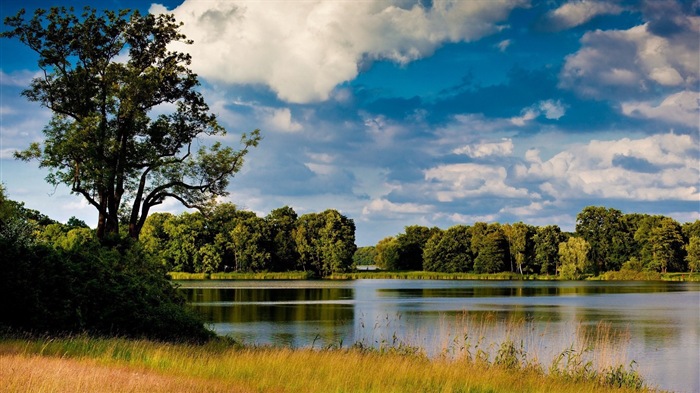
[178,280,700,393]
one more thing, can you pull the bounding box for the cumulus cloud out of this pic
[621,90,699,127]
[560,16,700,100]
[362,198,433,216]
[514,133,699,201]
[151,0,526,103]
[541,0,624,31]
[424,163,530,202]
[453,138,514,158]
[304,152,337,176]
[511,100,566,125]
[264,107,303,132]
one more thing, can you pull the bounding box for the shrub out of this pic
[0,223,213,342]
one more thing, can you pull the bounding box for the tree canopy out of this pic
[3,7,260,240]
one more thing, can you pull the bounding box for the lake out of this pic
[178,279,700,393]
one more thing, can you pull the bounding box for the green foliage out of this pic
[375,236,401,270]
[649,217,685,273]
[266,206,299,271]
[2,7,260,240]
[534,225,563,275]
[558,237,591,280]
[353,246,377,266]
[503,222,536,274]
[576,207,632,273]
[0,217,212,342]
[292,209,356,276]
[395,225,440,270]
[423,225,472,272]
[686,236,700,273]
[473,228,508,274]
[231,216,271,272]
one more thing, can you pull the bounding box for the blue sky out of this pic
[1,0,698,245]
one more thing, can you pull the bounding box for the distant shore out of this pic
[169,270,700,281]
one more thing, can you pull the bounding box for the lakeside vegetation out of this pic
[170,270,700,281]
[0,333,651,393]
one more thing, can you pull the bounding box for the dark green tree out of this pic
[396,225,440,270]
[473,228,508,274]
[266,206,299,271]
[632,214,665,269]
[3,7,260,241]
[682,220,700,240]
[293,210,356,276]
[353,246,377,266]
[533,225,563,275]
[231,216,271,272]
[375,236,401,270]
[686,236,700,273]
[575,206,632,273]
[423,225,472,273]
[649,218,685,273]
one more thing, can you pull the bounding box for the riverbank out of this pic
[169,270,700,281]
[0,336,652,393]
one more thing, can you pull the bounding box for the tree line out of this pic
[138,204,357,277]
[359,206,700,278]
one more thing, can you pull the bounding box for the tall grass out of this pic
[1,318,652,393]
[169,271,315,280]
[328,271,554,280]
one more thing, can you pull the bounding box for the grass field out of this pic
[0,330,653,393]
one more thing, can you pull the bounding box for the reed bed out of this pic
[169,271,315,280]
[1,318,654,393]
[328,271,552,280]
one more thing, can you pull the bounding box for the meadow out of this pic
[1,320,652,393]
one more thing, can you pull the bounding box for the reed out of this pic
[169,271,315,280]
[327,271,552,280]
[0,321,654,393]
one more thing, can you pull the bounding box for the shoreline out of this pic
[168,270,700,282]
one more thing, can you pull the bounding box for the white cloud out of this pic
[304,152,337,176]
[543,0,623,31]
[264,108,303,132]
[511,100,566,125]
[497,39,511,52]
[424,163,530,202]
[621,90,699,128]
[539,99,567,119]
[560,19,700,100]
[515,133,700,201]
[350,167,400,200]
[453,138,514,158]
[499,200,554,217]
[151,0,526,103]
[437,212,498,224]
[510,108,539,126]
[362,198,433,216]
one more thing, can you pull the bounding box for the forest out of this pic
[360,206,700,278]
[15,187,700,279]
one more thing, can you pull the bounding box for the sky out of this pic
[1,0,698,246]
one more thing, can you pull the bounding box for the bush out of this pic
[0,223,213,342]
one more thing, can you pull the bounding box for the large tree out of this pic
[3,7,260,240]
[575,206,632,273]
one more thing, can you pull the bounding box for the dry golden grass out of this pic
[0,353,248,393]
[0,336,654,393]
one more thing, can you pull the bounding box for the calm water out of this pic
[178,280,700,393]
